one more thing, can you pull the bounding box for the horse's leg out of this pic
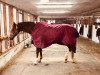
[34,48,40,65]
[64,50,69,63]
[38,48,43,63]
[71,51,76,63]
[71,47,76,63]
[36,48,39,58]
[67,46,76,63]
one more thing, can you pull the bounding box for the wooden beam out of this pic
[3,4,7,35]
[9,6,14,47]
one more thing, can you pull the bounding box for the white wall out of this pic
[73,24,77,28]
[92,25,100,43]
[1,4,6,52]
[74,22,100,43]
[83,25,89,38]
[13,8,18,45]
[77,24,81,32]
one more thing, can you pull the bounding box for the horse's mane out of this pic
[18,22,35,26]
[17,22,36,34]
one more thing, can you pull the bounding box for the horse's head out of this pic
[10,22,19,40]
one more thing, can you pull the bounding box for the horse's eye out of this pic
[16,26,18,29]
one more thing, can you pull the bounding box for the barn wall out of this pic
[0,1,35,71]
[0,37,31,71]
[74,16,100,43]
[92,25,100,43]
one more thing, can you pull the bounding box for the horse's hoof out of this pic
[72,60,77,64]
[44,63,49,66]
[34,63,38,65]
[34,64,37,65]
[72,62,76,64]
[73,61,77,63]
[38,60,41,63]
[64,59,67,63]
[34,61,38,65]
[64,61,67,63]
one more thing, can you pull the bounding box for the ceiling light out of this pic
[36,2,73,5]
[41,11,70,14]
[36,4,73,9]
[40,0,49,3]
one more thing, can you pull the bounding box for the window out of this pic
[96,18,100,23]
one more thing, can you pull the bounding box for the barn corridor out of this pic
[0,0,100,75]
[1,37,100,75]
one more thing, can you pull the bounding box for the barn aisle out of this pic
[1,37,100,75]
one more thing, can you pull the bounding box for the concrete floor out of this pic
[1,37,100,75]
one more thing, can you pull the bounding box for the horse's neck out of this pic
[19,24,34,34]
[23,27,34,34]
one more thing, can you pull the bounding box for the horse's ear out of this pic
[13,22,16,26]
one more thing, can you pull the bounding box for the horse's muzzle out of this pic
[9,36,13,40]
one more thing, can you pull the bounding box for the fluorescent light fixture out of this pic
[41,11,70,14]
[96,18,100,23]
[40,0,49,3]
[36,4,73,9]
[36,2,73,5]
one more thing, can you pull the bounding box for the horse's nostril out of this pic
[10,37,11,39]
[10,36,13,40]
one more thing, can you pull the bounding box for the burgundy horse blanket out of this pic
[32,22,79,49]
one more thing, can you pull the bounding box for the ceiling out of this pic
[1,0,100,18]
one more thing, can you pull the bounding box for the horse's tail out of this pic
[75,30,79,38]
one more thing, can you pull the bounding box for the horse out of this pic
[10,22,79,64]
